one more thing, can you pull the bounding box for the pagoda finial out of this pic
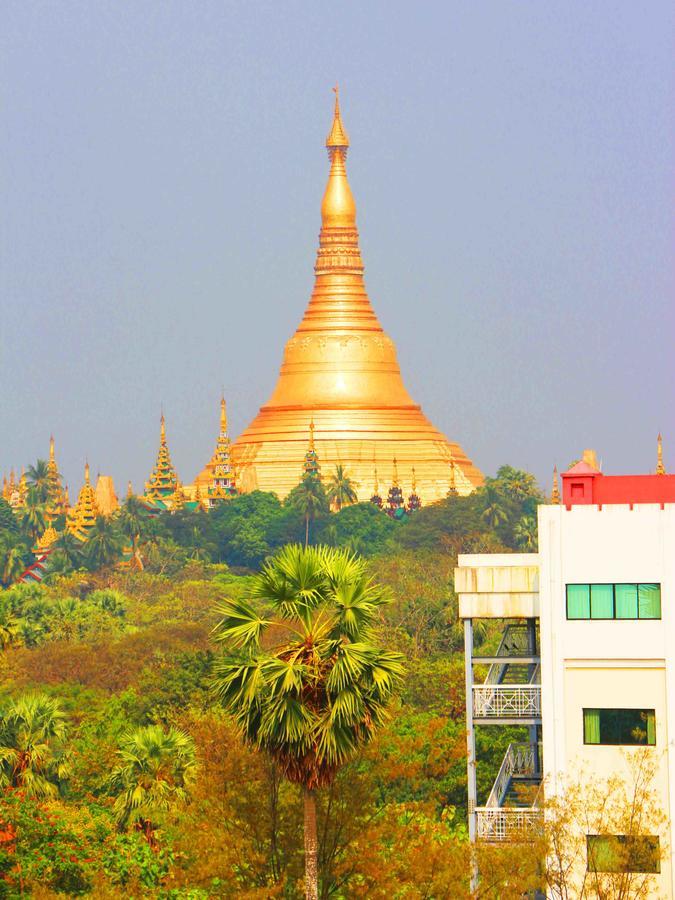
[551,466,561,504]
[309,419,315,452]
[326,85,349,154]
[373,466,379,494]
[220,395,228,432]
[126,480,133,499]
[84,461,90,484]
[656,433,666,475]
[49,435,55,462]
[160,412,166,443]
[411,467,417,493]
[321,88,356,230]
[392,457,399,487]
[448,452,457,496]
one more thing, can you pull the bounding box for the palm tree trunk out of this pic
[303,787,319,900]
[305,514,310,549]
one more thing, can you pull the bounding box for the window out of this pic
[566,584,661,620]
[583,708,656,746]
[587,835,660,874]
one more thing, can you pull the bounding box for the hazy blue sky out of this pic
[2,1,673,495]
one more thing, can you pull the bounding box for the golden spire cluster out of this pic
[206,396,237,503]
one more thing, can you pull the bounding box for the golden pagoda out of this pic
[194,397,237,505]
[232,89,482,503]
[67,462,100,541]
[144,414,179,507]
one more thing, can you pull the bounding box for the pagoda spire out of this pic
[45,435,67,518]
[386,458,404,517]
[551,466,561,504]
[67,461,99,541]
[447,453,458,497]
[144,413,179,505]
[656,433,666,475]
[302,421,321,482]
[204,394,237,505]
[407,467,421,513]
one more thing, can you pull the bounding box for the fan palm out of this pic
[20,488,47,544]
[514,514,538,551]
[26,460,50,503]
[211,544,405,900]
[287,476,329,547]
[479,485,508,529]
[1,546,25,586]
[108,725,197,842]
[83,517,123,570]
[0,693,71,798]
[53,530,83,569]
[326,465,358,512]
[0,604,20,649]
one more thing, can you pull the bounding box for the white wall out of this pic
[538,503,675,896]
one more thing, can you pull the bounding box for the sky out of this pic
[1,1,673,495]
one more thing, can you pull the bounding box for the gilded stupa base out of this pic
[233,407,481,503]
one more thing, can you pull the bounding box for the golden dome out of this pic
[232,92,482,503]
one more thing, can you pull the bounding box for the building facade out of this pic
[457,459,675,895]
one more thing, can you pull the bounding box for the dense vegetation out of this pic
[0,466,546,897]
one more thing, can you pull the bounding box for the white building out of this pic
[456,458,675,895]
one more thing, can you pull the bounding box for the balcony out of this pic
[475,807,544,841]
[472,685,541,724]
[475,742,543,841]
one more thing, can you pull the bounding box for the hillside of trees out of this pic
[0,466,546,897]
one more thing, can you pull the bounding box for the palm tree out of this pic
[326,465,358,512]
[83,517,123,570]
[108,725,197,843]
[53,530,83,570]
[0,693,71,798]
[1,546,25,586]
[26,460,51,503]
[20,488,46,544]
[287,476,329,547]
[212,544,405,900]
[514,514,538,551]
[118,496,149,555]
[0,605,20,649]
[479,485,508,530]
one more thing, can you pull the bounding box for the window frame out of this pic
[583,707,656,747]
[565,583,661,621]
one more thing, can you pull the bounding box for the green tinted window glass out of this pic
[591,584,614,619]
[615,584,638,619]
[597,708,654,745]
[638,584,661,619]
[567,584,590,619]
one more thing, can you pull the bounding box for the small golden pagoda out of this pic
[194,397,237,505]
[232,90,482,503]
[67,462,100,541]
[144,414,179,507]
[46,436,68,517]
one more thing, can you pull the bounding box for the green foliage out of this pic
[317,501,399,556]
